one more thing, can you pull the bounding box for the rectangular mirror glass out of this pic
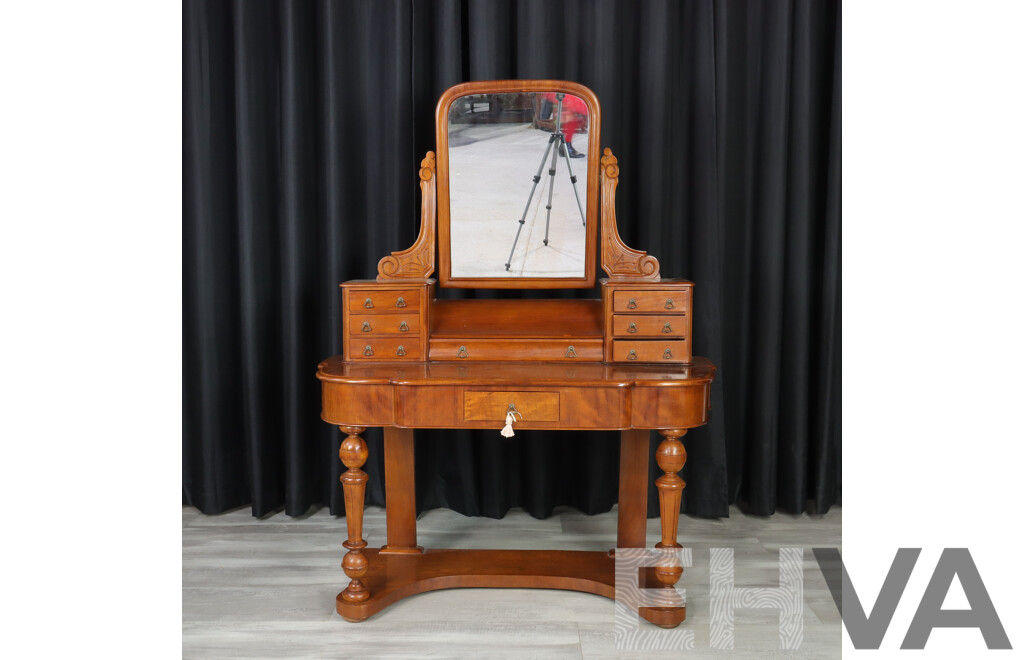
[437,81,600,288]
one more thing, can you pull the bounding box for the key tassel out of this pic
[500,410,521,437]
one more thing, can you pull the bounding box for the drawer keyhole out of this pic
[396,346,406,357]
[363,298,374,309]
[399,321,409,332]
[662,323,672,333]
[663,349,673,359]
[627,298,638,309]
[565,345,578,358]
[627,322,638,333]
[361,321,372,332]
[665,298,674,310]
[457,346,469,358]
[627,350,638,360]
[363,346,374,356]
[396,297,407,308]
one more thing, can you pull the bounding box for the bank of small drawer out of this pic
[612,315,687,338]
[429,339,603,362]
[348,314,419,336]
[348,338,422,360]
[463,391,560,422]
[612,290,689,314]
[347,289,420,313]
[612,339,690,363]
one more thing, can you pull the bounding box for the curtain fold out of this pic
[183,0,841,518]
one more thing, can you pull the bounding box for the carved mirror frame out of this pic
[435,80,601,289]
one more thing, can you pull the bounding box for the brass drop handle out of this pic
[627,322,638,333]
[627,350,638,360]
[361,321,372,332]
[364,298,374,309]
[627,298,638,309]
[665,298,674,310]
[457,346,469,358]
[396,346,406,356]
[662,322,672,333]
[399,321,409,332]
[565,345,578,358]
[363,346,374,356]
[396,297,407,308]
[663,349,673,359]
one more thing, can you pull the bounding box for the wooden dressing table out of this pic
[317,80,715,628]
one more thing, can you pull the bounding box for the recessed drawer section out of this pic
[429,339,603,361]
[348,338,422,360]
[612,339,690,363]
[612,315,687,337]
[464,391,560,422]
[612,290,689,313]
[347,289,420,313]
[349,314,419,336]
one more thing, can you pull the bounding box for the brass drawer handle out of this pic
[663,348,673,359]
[665,298,674,310]
[627,298,638,309]
[364,298,374,309]
[627,322,638,333]
[396,297,407,308]
[361,321,372,332]
[662,322,672,333]
[399,321,409,332]
[396,346,406,357]
[457,346,469,358]
[627,349,638,360]
[565,345,578,358]
[363,346,374,356]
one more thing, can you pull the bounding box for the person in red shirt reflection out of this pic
[542,92,587,158]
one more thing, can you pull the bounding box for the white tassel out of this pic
[500,410,520,438]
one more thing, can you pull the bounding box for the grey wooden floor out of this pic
[183,505,841,659]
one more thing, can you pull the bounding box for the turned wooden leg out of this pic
[654,429,687,590]
[339,426,369,604]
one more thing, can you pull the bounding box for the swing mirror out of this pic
[436,80,601,288]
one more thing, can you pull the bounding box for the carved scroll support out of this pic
[377,151,436,280]
[339,425,370,604]
[600,148,660,280]
[654,429,687,593]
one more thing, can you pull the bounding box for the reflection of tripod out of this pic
[505,93,586,271]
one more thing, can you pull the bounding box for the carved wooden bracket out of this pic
[377,152,436,280]
[600,148,660,280]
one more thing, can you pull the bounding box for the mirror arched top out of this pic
[436,80,601,289]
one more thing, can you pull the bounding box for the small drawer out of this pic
[348,338,422,360]
[349,314,419,336]
[347,289,420,313]
[464,390,560,422]
[429,339,603,362]
[612,315,687,338]
[612,339,690,363]
[613,290,689,314]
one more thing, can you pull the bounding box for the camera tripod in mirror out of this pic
[504,93,588,271]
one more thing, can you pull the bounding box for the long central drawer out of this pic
[429,338,603,362]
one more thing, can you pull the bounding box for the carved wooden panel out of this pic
[600,148,660,280]
[377,152,436,280]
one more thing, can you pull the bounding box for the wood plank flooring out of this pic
[183,505,841,658]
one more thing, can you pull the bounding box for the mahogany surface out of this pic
[318,80,716,630]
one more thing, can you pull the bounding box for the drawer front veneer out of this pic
[347,289,421,313]
[349,314,420,336]
[612,339,690,363]
[612,290,689,314]
[612,315,688,338]
[464,391,560,422]
[429,339,603,362]
[348,338,423,360]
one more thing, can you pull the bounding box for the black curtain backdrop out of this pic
[183,0,840,519]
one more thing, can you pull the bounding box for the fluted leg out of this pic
[339,426,369,604]
[654,429,687,590]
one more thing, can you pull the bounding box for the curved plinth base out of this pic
[336,548,685,628]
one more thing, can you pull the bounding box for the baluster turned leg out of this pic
[339,426,369,604]
[654,429,687,592]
